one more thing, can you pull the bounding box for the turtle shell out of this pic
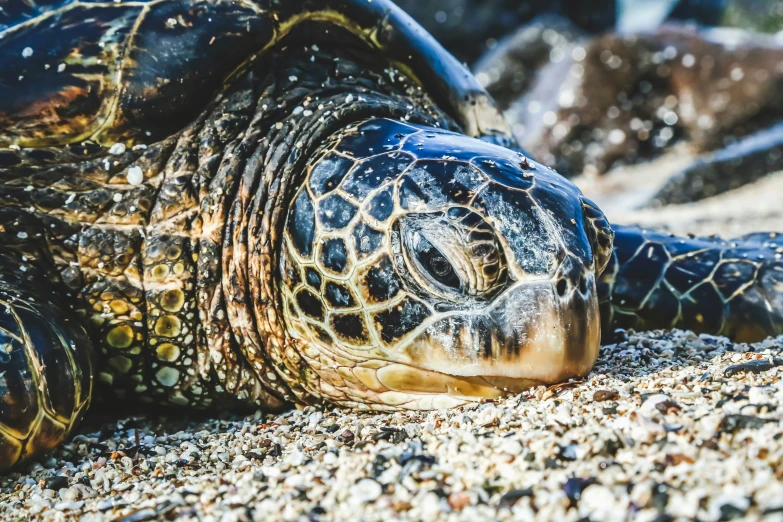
[0,0,509,148]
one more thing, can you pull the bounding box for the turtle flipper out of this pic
[599,225,783,343]
[0,212,94,470]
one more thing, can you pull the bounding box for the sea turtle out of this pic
[0,0,781,472]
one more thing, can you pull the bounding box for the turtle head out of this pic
[279,118,613,408]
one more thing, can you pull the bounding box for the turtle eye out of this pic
[397,211,508,301]
[415,238,461,291]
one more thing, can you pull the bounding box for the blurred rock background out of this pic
[403,0,783,235]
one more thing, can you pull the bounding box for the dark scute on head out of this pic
[342,151,415,199]
[309,153,355,197]
[665,249,721,295]
[612,242,670,310]
[531,184,592,268]
[472,184,556,274]
[317,193,357,230]
[362,255,401,303]
[325,282,357,309]
[330,313,370,345]
[320,238,349,274]
[399,176,430,210]
[404,160,485,206]
[120,0,273,140]
[364,186,395,222]
[681,283,725,333]
[337,119,417,158]
[400,126,504,162]
[353,221,385,259]
[471,157,534,190]
[296,289,325,321]
[305,267,322,290]
[288,189,316,258]
[373,297,431,344]
[714,261,757,299]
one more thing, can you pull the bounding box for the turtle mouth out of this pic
[389,277,601,396]
[369,362,545,402]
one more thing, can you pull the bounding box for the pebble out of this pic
[349,478,382,504]
[53,500,84,511]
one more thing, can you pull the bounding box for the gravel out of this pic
[2,176,782,522]
[2,329,782,521]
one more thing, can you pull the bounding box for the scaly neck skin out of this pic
[212,45,454,406]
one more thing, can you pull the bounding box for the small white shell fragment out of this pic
[349,478,382,504]
[22,47,33,58]
[345,94,355,104]
[108,143,126,156]
[127,166,144,185]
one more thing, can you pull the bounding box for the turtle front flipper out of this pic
[0,210,94,470]
[599,225,783,343]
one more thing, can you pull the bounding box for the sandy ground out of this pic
[0,169,782,521]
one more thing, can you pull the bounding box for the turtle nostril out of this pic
[556,279,568,297]
[578,275,588,294]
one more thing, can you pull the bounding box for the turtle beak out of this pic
[393,277,601,396]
